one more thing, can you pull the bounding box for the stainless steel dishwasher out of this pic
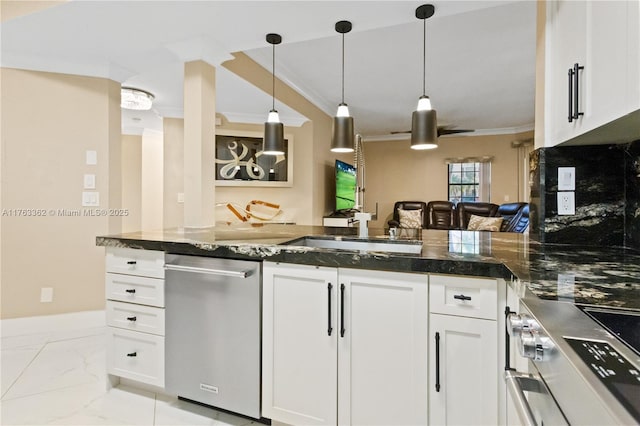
[165,254,262,420]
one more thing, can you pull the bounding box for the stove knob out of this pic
[507,313,539,337]
[519,330,555,361]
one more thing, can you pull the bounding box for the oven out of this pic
[505,294,640,425]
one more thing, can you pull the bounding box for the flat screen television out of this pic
[335,159,357,212]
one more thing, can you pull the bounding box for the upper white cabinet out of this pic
[544,0,640,146]
[262,262,428,426]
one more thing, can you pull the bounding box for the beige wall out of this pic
[365,132,534,228]
[163,118,184,228]
[0,68,121,319]
[223,53,334,224]
[0,0,67,22]
[141,129,164,230]
[121,134,142,232]
[162,116,316,226]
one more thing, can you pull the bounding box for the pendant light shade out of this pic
[411,109,438,150]
[263,33,285,156]
[411,4,438,150]
[331,20,355,153]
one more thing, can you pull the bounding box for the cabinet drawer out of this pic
[106,247,164,279]
[106,300,165,336]
[429,274,497,320]
[107,327,164,387]
[106,273,164,307]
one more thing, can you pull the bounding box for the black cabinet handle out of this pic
[573,63,584,120]
[340,284,346,338]
[126,260,137,265]
[505,306,516,371]
[327,283,333,336]
[453,294,472,301]
[435,332,441,392]
[126,316,137,322]
[126,352,137,357]
[568,68,574,122]
[125,289,136,294]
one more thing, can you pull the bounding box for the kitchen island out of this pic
[97,223,640,309]
[96,223,640,426]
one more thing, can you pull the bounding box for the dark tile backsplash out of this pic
[530,140,640,249]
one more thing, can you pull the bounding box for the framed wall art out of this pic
[214,130,293,187]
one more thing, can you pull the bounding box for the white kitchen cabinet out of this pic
[262,263,338,425]
[428,274,503,426]
[429,314,498,426]
[105,247,165,388]
[544,0,640,146]
[337,268,428,426]
[262,262,428,426]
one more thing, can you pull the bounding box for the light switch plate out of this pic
[558,167,575,190]
[82,191,100,207]
[557,191,575,215]
[83,174,96,189]
[85,150,97,165]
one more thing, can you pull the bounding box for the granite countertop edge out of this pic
[96,225,640,310]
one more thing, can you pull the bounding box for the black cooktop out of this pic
[579,306,640,356]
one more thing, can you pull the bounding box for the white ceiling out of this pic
[1,0,537,138]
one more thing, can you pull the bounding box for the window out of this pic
[448,162,490,204]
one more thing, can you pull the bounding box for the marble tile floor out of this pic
[1,326,258,425]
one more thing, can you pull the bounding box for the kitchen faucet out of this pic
[354,212,372,238]
[354,203,378,239]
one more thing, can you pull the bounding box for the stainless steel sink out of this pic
[283,236,423,255]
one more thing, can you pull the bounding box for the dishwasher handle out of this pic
[504,370,539,426]
[165,263,250,278]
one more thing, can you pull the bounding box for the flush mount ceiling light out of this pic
[263,33,285,156]
[411,4,438,150]
[121,87,154,111]
[331,20,355,153]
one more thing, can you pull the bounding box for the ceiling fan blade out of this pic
[438,128,475,136]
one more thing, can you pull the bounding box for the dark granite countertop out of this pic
[96,224,640,310]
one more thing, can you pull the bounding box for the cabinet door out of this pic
[429,313,498,426]
[338,269,428,426]
[545,0,587,146]
[545,0,638,146]
[628,0,640,112]
[583,1,631,130]
[262,262,338,425]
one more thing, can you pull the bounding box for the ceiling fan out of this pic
[391,125,475,137]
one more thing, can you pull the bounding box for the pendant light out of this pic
[331,20,355,153]
[411,4,438,150]
[263,33,285,156]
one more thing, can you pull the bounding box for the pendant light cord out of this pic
[341,32,345,104]
[272,43,276,111]
[422,17,426,97]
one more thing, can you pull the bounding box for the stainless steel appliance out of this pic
[165,255,263,421]
[506,294,640,425]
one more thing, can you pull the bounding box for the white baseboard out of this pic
[0,310,106,338]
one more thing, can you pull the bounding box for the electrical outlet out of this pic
[40,287,53,303]
[557,191,575,215]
